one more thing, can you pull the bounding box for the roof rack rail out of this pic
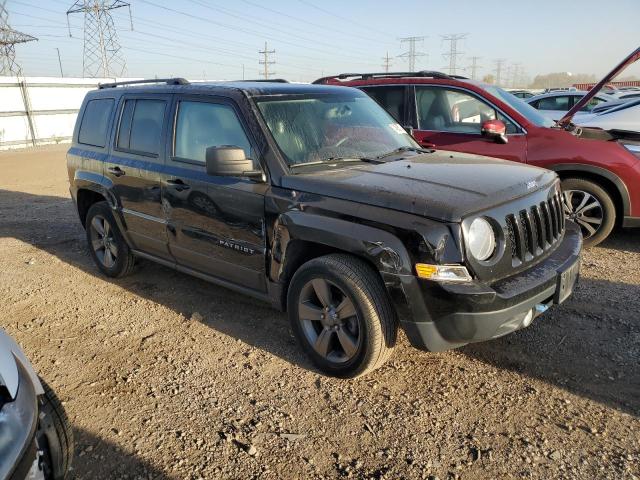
[98,78,190,89]
[313,71,468,84]
[236,78,289,83]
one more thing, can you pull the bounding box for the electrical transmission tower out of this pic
[468,56,481,80]
[259,41,275,79]
[67,0,132,78]
[494,58,506,86]
[510,62,522,87]
[441,33,467,75]
[0,1,37,76]
[398,36,426,71]
[382,51,393,73]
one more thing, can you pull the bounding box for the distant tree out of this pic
[529,72,597,89]
[482,74,495,84]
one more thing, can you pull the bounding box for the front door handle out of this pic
[420,141,437,149]
[166,179,191,192]
[107,166,126,177]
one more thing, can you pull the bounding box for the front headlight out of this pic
[468,218,496,261]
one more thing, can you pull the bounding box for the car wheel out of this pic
[561,178,615,247]
[287,254,398,378]
[37,378,74,480]
[85,201,135,277]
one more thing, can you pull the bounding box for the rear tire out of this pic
[85,201,135,277]
[287,254,398,378]
[37,378,74,480]
[561,178,615,247]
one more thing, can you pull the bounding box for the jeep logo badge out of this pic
[526,180,538,190]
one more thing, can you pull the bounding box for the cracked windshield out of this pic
[256,92,419,166]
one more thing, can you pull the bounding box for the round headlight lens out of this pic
[468,218,496,261]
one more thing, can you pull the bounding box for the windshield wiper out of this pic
[374,146,434,159]
[289,156,383,169]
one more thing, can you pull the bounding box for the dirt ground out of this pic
[0,144,638,480]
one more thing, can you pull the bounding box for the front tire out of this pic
[85,201,135,277]
[37,378,74,480]
[287,254,398,378]
[561,178,615,247]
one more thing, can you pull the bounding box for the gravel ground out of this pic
[1,145,638,480]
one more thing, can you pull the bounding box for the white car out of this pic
[526,90,617,122]
[576,98,640,134]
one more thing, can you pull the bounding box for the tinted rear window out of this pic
[117,99,166,155]
[78,98,114,148]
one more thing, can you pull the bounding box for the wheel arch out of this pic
[269,211,413,311]
[551,163,630,220]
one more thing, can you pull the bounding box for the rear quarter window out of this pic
[78,98,114,148]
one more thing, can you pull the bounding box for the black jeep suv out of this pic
[67,78,582,377]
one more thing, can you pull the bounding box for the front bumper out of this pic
[1,359,39,480]
[398,221,582,352]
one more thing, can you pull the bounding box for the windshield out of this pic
[483,85,556,128]
[255,92,419,166]
[597,97,640,115]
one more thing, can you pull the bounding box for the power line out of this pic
[1,0,38,75]
[382,51,392,72]
[398,36,426,71]
[67,0,133,78]
[441,33,467,75]
[259,41,275,79]
[296,0,396,40]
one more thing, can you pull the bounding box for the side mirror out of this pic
[481,119,508,144]
[205,146,263,179]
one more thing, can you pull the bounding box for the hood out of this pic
[559,46,640,127]
[281,151,557,222]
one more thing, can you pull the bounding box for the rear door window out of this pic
[360,86,406,123]
[78,98,114,148]
[116,99,166,156]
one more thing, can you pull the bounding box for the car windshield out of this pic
[255,92,419,167]
[596,98,640,115]
[483,85,556,128]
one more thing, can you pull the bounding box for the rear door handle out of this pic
[107,166,126,177]
[166,178,191,192]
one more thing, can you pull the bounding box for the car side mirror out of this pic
[205,146,263,180]
[481,119,508,144]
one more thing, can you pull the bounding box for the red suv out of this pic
[314,49,640,246]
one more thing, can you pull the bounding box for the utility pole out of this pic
[468,56,481,80]
[67,0,133,78]
[441,33,467,75]
[0,0,37,76]
[259,41,275,79]
[494,58,506,86]
[382,51,392,73]
[398,36,426,72]
[55,47,64,77]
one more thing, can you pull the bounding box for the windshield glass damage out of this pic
[255,92,420,167]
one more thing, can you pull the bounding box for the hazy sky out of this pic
[7,0,640,83]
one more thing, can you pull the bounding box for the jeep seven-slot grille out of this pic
[505,192,565,264]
